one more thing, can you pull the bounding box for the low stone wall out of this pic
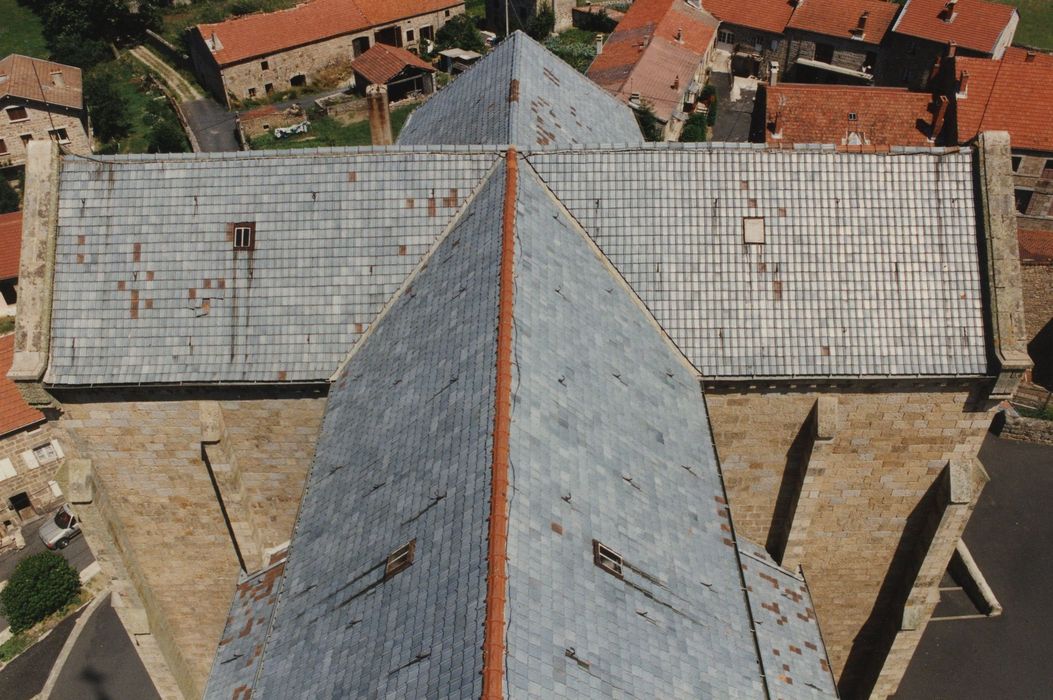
[1000,413,1053,446]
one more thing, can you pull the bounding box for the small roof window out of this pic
[593,540,623,578]
[384,539,416,579]
[231,222,256,251]
[743,217,765,245]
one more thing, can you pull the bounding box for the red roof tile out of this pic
[1002,46,1053,67]
[588,0,717,121]
[952,55,1053,152]
[197,0,462,67]
[0,335,44,436]
[701,0,796,35]
[766,84,938,147]
[892,0,1017,54]
[786,0,899,44]
[0,211,21,281]
[350,43,435,85]
[1019,228,1053,263]
[0,55,83,111]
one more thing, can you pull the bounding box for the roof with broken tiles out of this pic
[205,152,837,700]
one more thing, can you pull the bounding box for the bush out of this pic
[681,112,707,142]
[634,101,663,142]
[148,120,189,153]
[706,96,718,126]
[544,35,596,73]
[85,64,132,142]
[526,2,556,40]
[0,178,18,214]
[435,14,485,53]
[0,552,81,633]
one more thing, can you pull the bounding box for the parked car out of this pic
[39,504,81,550]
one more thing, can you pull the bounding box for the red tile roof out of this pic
[0,335,44,437]
[196,0,462,67]
[766,84,938,147]
[588,0,717,122]
[1019,229,1053,263]
[700,0,796,34]
[786,0,899,44]
[952,55,1053,152]
[350,43,435,85]
[1002,46,1053,67]
[0,211,21,281]
[0,54,83,110]
[892,0,1017,54]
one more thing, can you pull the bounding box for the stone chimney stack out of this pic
[931,95,949,141]
[958,70,970,98]
[366,84,393,146]
[769,61,780,86]
[595,33,604,55]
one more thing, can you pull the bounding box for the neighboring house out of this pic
[349,43,436,100]
[9,33,1029,700]
[759,83,945,147]
[1018,227,1053,387]
[189,0,464,108]
[0,211,20,316]
[882,0,1018,88]
[702,0,795,79]
[485,0,578,33]
[0,55,89,171]
[782,0,899,84]
[0,334,65,537]
[587,0,718,140]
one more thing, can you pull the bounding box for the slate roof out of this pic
[208,154,836,699]
[195,0,461,67]
[398,32,643,148]
[587,0,718,123]
[0,211,21,281]
[950,56,1053,152]
[785,0,899,44]
[891,0,1017,54]
[528,145,987,378]
[765,85,938,147]
[700,0,796,34]
[0,55,83,111]
[350,42,435,86]
[0,335,44,437]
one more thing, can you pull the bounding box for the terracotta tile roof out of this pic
[766,85,938,147]
[786,0,900,44]
[0,335,44,436]
[700,0,795,34]
[1002,46,1053,67]
[0,55,83,110]
[350,42,435,85]
[0,211,21,281]
[588,0,717,122]
[952,55,1053,152]
[1019,228,1053,263]
[196,0,462,66]
[892,0,1017,54]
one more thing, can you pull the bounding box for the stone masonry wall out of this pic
[57,392,326,698]
[1001,413,1053,446]
[0,104,89,168]
[705,382,994,697]
[0,423,65,532]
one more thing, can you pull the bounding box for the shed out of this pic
[350,43,436,101]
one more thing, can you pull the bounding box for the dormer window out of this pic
[232,222,256,250]
[593,540,623,578]
[384,539,416,579]
[848,112,858,121]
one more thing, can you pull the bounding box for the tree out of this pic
[681,112,708,142]
[0,552,80,633]
[435,14,485,53]
[634,101,663,142]
[85,65,132,143]
[0,178,19,214]
[526,3,555,40]
[148,120,189,154]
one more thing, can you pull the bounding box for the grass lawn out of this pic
[467,0,485,21]
[249,104,418,150]
[995,0,1053,50]
[0,0,48,59]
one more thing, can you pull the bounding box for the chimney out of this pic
[931,95,949,141]
[366,84,392,146]
[770,111,782,139]
[676,27,683,43]
[947,41,957,58]
[958,70,969,98]
[628,92,642,109]
[941,0,958,21]
[1026,50,1036,63]
[595,33,604,55]
[854,11,868,35]
[769,60,780,86]
[673,74,680,90]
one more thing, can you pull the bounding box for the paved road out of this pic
[50,594,161,700]
[710,71,757,143]
[894,434,1053,700]
[183,98,239,152]
[0,606,83,700]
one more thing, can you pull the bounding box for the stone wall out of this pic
[1022,264,1053,383]
[0,423,65,533]
[56,388,327,699]
[705,380,995,698]
[1000,412,1053,446]
[785,30,877,78]
[0,104,89,168]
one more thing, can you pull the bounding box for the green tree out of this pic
[681,112,708,142]
[0,552,80,633]
[148,120,189,153]
[435,14,485,53]
[634,101,663,142]
[85,64,132,143]
[0,179,19,214]
[526,3,555,40]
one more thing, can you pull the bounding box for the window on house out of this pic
[384,539,416,579]
[0,458,16,481]
[32,443,58,465]
[1015,189,1034,214]
[261,60,269,70]
[7,106,28,122]
[814,43,835,63]
[48,128,70,144]
[265,83,274,94]
[1011,156,1022,171]
[353,36,371,57]
[593,540,623,578]
[20,134,32,146]
[232,222,256,250]
[420,25,434,42]
[718,29,735,44]
[445,9,451,16]
[1045,158,1053,173]
[743,217,766,244]
[848,112,858,121]
[0,138,7,155]
[406,29,415,43]
[290,74,306,87]
[248,87,257,98]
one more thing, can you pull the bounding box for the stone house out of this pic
[349,43,436,101]
[10,34,1029,700]
[0,55,90,172]
[701,0,795,79]
[782,0,899,84]
[485,0,577,33]
[881,0,1018,88]
[587,0,719,140]
[0,334,65,538]
[189,0,464,108]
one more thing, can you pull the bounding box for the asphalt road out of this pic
[50,594,161,700]
[0,606,84,700]
[894,434,1053,700]
[183,98,239,152]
